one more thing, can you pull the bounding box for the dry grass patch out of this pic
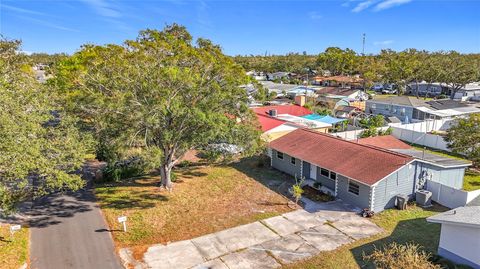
[283,204,448,269]
[0,224,29,269]
[95,158,295,258]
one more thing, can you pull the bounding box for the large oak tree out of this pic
[54,25,261,189]
[0,39,91,212]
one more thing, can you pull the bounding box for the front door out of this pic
[310,165,317,180]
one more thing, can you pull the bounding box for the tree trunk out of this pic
[159,163,173,191]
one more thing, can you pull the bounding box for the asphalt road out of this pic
[28,189,123,269]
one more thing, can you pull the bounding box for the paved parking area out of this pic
[132,200,383,269]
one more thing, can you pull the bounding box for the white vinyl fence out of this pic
[426,180,480,208]
[332,126,391,141]
[390,119,455,152]
[391,128,451,151]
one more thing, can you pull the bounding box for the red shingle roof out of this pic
[357,135,412,150]
[253,105,312,117]
[269,129,413,185]
[256,114,287,132]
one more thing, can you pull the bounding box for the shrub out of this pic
[364,243,441,269]
[101,157,146,182]
[360,127,378,138]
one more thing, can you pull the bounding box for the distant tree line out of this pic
[234,48,480,96]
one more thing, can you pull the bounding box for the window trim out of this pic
[290,157,296,165]
[329,171,337,181]
[320,168,329,177]
[348,180,360,196]
[277,151,284,160]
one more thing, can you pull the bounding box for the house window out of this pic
[277,151,284,160]
[320,168,329,177]
[348,181,360,195]
[291,157,296,165]
[330,172,337,180]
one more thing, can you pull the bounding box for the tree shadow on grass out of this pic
[350,206,449,268]
[95,189,167,210]
[230,156,295,197]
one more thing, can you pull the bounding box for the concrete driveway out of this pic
[28,189,123,269]
[125,199,382,269]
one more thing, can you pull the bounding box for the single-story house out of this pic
[269,129,470,212]
[366,96,480,123]
[334,106,363,119]
[253,105,330,141]
[259,81,299,98]
[316,87,368,109]
[454,83,480,101]
[427,206,480,269]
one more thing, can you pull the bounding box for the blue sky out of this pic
[1,0,479,55]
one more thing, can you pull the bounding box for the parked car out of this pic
[371,83,384,92]
[382,84,397,94]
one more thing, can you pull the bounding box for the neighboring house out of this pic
[286,86,317,99]
[334,106,363,119]
[407,82,445,97]
[366,96,480,123]
[253,105,330,141]
[269,129,469,212]
[316,87,368,109]
[427,206,480,269]
[246,71,267,81]
[311,75,363,88]
[454,83,480,101]
[267,72,293,81]
[260,81,299,98]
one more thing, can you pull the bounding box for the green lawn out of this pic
[0,225,29,269]
[95,157,296,259]
[463,170,480,191]
[410,144,466,161]
[284,204,447,269]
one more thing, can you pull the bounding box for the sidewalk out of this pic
[122,200,383,269]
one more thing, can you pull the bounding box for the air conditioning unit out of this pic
[416,190,432,207]
[269,109,278,117]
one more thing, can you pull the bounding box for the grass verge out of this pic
[0,224,29,269]
[463,170,480,191]
[95,157,295,258]
[284,204,447,269]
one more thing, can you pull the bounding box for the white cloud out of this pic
[373,40,394,46]
[1,4,46,16]
[80,0,122,18]
[374,0,412,11]
[352,0,376,13]
[17,15,78,32]
[309,11,322,20]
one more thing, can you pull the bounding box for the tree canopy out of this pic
[445,114,480,167]
[53,24,262,189]
[0,39,92,212]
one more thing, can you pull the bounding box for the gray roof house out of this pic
[366,96,480,123]
[427,206,480,268]
[269,129,470,212]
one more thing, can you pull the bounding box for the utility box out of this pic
[416,190,433,207]
[396,194,408,210]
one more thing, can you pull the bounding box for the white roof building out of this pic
[427,206,480,268]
